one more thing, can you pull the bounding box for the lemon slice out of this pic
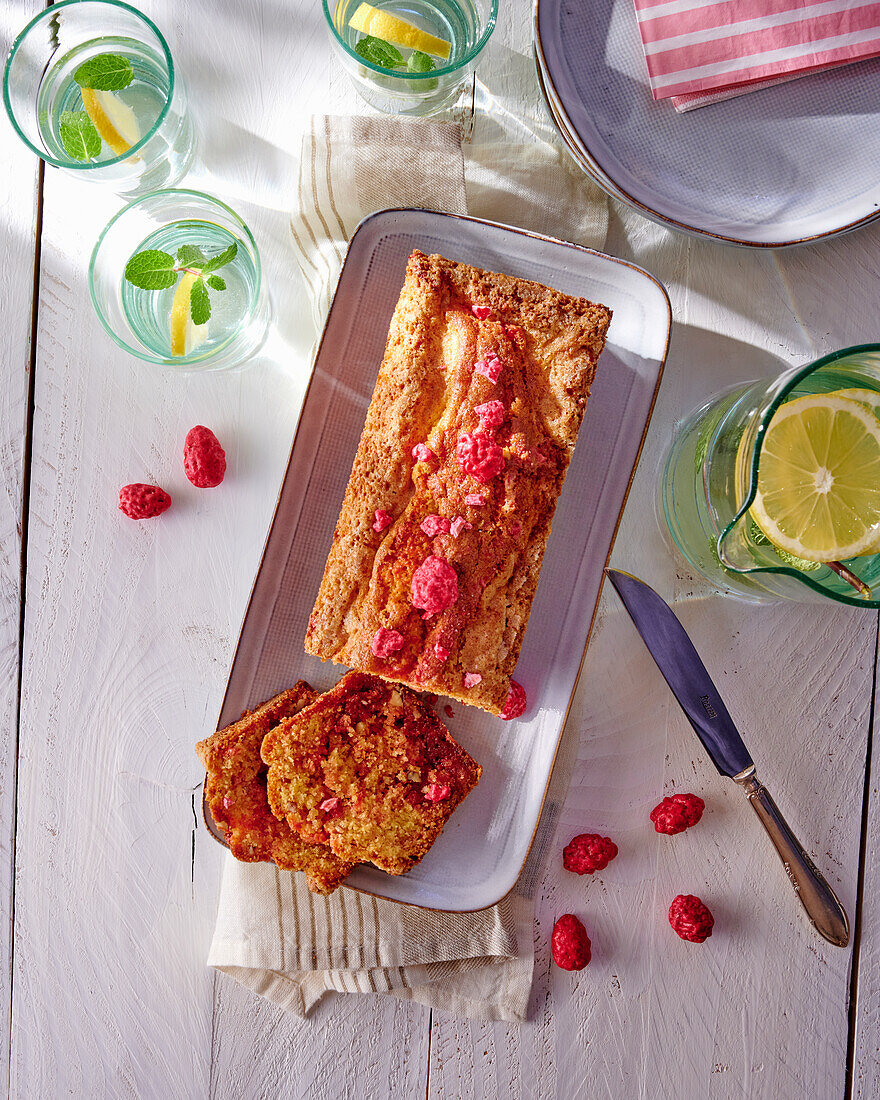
[748,393,880,562]
[169,272,199,357]
[349,2,451,59]
[81,87,140,156]
[829,387,880,416]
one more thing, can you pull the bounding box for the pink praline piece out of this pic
[424,782,452,802]
[472,305,494,320]
[371,627,405,659]
[501,679,527,720]
[464,493,485,506]
[475,400,505,429]
[420,514,450,537]
[411,556,459,615]
[450,516,472,538]
[434,641,451,662]
[412,443,434,462]
[475,353,503,384]
[457,432,505,484]
[464,672,482,688]
[373,509,392,532]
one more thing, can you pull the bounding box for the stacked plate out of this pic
[534,0,880,247]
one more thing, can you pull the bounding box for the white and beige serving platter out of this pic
[210,208,670,911]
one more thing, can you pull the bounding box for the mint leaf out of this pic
[206,275,226,291]
[123,250,177,290]
[355,35,404,69]
[177,244,207,267]
[58,111,101,161]
[190,278,211,325]
[201,242,238,274]
[408,50,436,73]
[74,53,134,91]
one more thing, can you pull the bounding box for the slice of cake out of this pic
[305,250,612,715]
[197,682,355,894]
[261,671,481,875]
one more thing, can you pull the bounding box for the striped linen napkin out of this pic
[633,0,880,111]
[206,111,607,1022]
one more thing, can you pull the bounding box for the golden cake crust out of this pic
[261,672,481,875]
[304,250,612,715]
[196,683,355,894]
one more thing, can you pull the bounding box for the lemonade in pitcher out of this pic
[661,345,880,607]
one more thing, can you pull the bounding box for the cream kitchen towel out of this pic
[207,110,607,1022]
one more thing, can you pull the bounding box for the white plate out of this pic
[214,208,670,910]
[536,0,880,247]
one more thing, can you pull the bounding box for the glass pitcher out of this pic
[661,343,880,607]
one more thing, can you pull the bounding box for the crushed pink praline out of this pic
[472,305,494,320]
[371,627,405,659]
[457,433,505,484]
[434,641,451,661]
[412,443,434,462]
[420,514,451,537]
[424,782,452,802]
[411,555,459,615]
[444,705,454,719]
[319,797,341,813]
[373,509,392,532]
[475,400,505,429]
[464,493,485,506]
[501,680,527,720]
[475,352,503,384]
[450,516,472,538]
[464,672,482,688]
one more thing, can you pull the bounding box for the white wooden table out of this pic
[3,0,880,1096]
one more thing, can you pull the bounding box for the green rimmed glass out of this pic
[4,0,194,194]
[89,189,270,372]
[661,344,880,607]
[323,0,497,116]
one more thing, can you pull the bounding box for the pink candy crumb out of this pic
[501,680,527,720]
[412,443,434,463]
[458,432,505,484]
[371,627,405,659]
[373,509,392,532]
[472,305,494,320]
[420,514,451,537]
[434,642,451,662]
[319,797,341,813]
[464,493,485,506]
[464,672,482,688]
[424,783,452,802]
[411,555,459,615]
[450,516,472,538]
[475,400,505,429]
[444,705,455,718]
[475,352,503,384]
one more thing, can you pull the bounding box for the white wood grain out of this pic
[5,0,880,1095]
[0,2,42,1096]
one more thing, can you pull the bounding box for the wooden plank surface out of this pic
[0,1,43,1095]
[2,0,880,1096]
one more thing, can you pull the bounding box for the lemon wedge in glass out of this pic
[169,272,199,357]
[80,87,140,156]
[348,2,451,59]
[747,393,880,562]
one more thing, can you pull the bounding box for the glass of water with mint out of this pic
[4,0,194,195]
[324,0,497,116]
[89,189,270,371]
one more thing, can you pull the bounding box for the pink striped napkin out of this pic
[633,0,880,111]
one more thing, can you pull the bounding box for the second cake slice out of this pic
[261,671,481,875]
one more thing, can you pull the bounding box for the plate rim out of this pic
[204,207,672,911]
[534,0,880,249]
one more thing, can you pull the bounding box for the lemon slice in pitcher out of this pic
[747,393,880,562]
[348,2,451,59]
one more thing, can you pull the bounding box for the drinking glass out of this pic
[4,0,194,194]
[89,189,270,371]
[323,0,497,116]
[661,344,880,607]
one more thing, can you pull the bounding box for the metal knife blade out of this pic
[605,569,752,778]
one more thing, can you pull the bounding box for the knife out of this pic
[605,568,850,949]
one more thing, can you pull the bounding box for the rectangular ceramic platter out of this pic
[216,208,670,911]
